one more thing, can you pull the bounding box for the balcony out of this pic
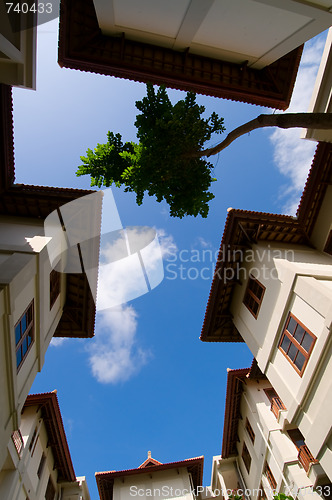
[298,445,318,474]
[270,396,286,420]
[11,429,24,456]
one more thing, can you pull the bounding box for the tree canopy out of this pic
[77,83,332,218]
[77,84,225,218]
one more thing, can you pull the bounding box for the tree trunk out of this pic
[197,113,332,158]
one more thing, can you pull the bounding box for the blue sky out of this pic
[12,20,327,500]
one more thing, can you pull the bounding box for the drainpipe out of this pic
[235,459,251,500]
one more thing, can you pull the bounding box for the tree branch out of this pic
[197,113,332,158]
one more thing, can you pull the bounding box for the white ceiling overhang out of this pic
[93,0,332,69]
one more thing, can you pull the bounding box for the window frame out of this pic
[264,462,276,490]
[278,313,316,377]
[245,417,255,444]
[15,301,34,372]
[37,452,46,479]
[241,441,251,473]
[50,269,60,309]
[45,476,56,500]
[264,388,279,403]
[258,484,267,500]
[243,275,265,319]
[287,429,305,450]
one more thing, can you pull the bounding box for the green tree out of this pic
[77,84,225,218]
[77,84,332,218]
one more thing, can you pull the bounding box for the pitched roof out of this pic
[138,455,162,468]
[58,0,302,110]
[23,392,76,483]
[96,456,204,500]
[201,142,332,343]
[296,142,332,237]
[0,83,97,338]
[221,360,265,458]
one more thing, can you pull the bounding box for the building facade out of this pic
[96,454,204,500]
[0,3,37,89]
[208,365,331,500]
[0,391,90,500]
[201,142,332,485]
[0,83,100,471]
[57,0,332,109]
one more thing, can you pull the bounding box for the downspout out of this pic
[235,459,251,500]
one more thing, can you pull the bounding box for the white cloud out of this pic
[269,33,327,214]
[156,228,178,258]
[88,305,151,384]
[96,226,176,310]
[50,337,68,347]
[88,228,176,384]
[196,237,212,248]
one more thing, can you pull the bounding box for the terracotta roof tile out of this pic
[201,143,332,343]
[58,0,302,110]
[24,392,76,482]
[0,84,99,338]
[96,457,204,500]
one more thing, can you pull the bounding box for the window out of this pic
[15,301,34,371]
[258,484,267,500]
[278,313,316,376]
[11,429,24,455]
[28,427,37,452]
[288,429,318,473]
[50,270,60,309]
[28,426,38,457]
[245,418,255,444]
[264,462,276,490]
[37,453,46,479]
[264,388,286,419]
[288,429,305,450]
[241,442,251,473]
[264,388,279,403]
[243,275,265,318]
[45,477,56,500]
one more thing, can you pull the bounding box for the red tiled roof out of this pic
[138,456,162,468]
[23,392,76,482]
[296,142,332,236]
[0,83,98,338]
[221,368,250,458]
[201,142,332,343]
[201,209,308,342]
[96,456,204,500]
[221,360,265,458]
[58,0,302,110]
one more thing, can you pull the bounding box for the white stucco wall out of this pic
[0,402,90,499]
[229,242,332,474]
[0,217,44,251]
[113,468,195,500]
[225,380,325,500]
[0,219,65,471]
